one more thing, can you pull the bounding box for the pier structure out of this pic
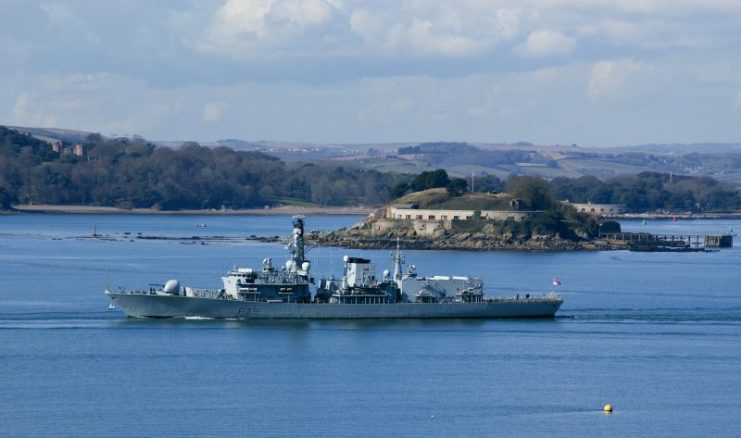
[599,232,733,250]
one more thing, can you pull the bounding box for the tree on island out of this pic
[410,169,450,192]
[446,178,468,196]
[505,175,554,210]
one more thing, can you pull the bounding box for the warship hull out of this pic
[106,292,562,319]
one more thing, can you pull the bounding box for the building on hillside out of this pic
[57,143,87,158]
[386,205,531,222]
[6,128,86,159]
[564,202,625,216]
[380,204,537,237]
[72,143,86,157]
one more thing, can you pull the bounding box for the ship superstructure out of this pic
[391,240,484,303]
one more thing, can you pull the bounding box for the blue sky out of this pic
[2,0,741,146]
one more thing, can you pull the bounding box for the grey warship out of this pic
[106,217,563,319]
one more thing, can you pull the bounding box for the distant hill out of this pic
[361,141,741,187]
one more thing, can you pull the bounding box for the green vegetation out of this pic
[409,169,450,192]
[395,188,516,211]
[551,173,741,212]
[505,175,553,210]
[397,142,479,155]
[394,168,741,214]
[0,127,397,210]
[392,168,468,199]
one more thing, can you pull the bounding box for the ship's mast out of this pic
[392,238,404,282]
[290,215,306,266]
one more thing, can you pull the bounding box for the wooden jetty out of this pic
[599,233,733,251]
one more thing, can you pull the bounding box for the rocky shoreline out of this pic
[310,235,625,251]
[311,225,630,252]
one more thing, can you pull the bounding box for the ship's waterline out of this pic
[107,293,562,319]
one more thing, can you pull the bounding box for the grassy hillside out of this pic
[395,188,517,210]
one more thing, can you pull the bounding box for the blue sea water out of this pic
[1,214,740,437]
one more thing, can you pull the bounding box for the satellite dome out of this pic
[163,279,180,294]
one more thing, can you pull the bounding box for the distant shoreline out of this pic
[8,204,374,216]
[608,212,741,220]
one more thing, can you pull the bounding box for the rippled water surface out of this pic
[1,215,740,436]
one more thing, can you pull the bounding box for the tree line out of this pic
[0,127,398,210]
[550,173,741,212]
[391,168,741,213]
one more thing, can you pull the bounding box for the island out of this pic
[314,184,625,251]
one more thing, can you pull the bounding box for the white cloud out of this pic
[273,0,339,27]
[204,0,272,43]
[350,5,520,57]
[189,0,741,61]
[515,29,575,58]
[587,59,643,99]
[349,9,382,43]
[389,19,488,57]
[197,0,341,56]
[195,1,526,58]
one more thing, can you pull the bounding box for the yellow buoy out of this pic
[603,404,613,413]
